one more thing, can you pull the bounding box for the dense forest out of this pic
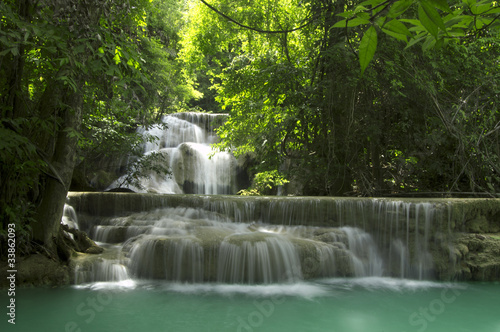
[0,0,499,256]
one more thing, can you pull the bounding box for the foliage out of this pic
[333,0,500,75]
[74,0,195,190]
[181,0,499,196]
[238,170,290,196]
[0,0,193,251]
[0,120,42,253]
[114,151,171,191]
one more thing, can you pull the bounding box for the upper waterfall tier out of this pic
[109,112,240,195]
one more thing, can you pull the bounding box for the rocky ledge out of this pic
[0,226,103,288]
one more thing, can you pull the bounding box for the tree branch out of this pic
[198,0,312,34]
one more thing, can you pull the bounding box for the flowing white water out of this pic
[71,199,442,284]
[61,203,79,230]
[109,112,237,194]
[69,113,455,285]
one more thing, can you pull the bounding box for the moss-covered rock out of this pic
[0,254,70,288]
[432,233,500,281]
[61,224,104,254]
[456,233,500,281]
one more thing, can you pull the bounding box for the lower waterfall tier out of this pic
[67,193,500,283]
[74,207,433,284]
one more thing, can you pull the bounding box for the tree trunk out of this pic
[32,89,82,256]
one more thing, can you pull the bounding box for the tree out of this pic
[73,0,196,191]
[180,0,499,196]
[0,0,191,256]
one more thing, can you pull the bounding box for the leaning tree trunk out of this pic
[32,88,82,256]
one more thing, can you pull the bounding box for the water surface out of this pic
[3,278,500,332]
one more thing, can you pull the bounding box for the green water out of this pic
[2,278,499,332]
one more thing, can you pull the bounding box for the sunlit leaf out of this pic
[359,0,387,7]
[383,19,412,37]
[359,26,377,76]
[382,29,408,42]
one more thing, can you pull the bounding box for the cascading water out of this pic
[38,112,500,332]
[67,112,499,285]
[108,112,238,194]
[69,195,454,284]
[61,203,79,230]
[76,206,371,283]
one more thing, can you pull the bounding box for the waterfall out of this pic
[108,112,238,194]
[75,206,361,283]
[68,112,500,284]
[61,203,79,230]
[66,192,479,284]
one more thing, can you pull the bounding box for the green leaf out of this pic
[475,17,492,29]
[447,29,466,37]
[383,19,412,37]
[434,37,444,49]
[105,67,116,76]
[376,16,387,26]
[359,26,377,76]
[382,29,408,42]
[0,48,11,56]
[333,18,371,28]
[356,12,371,20]
[73,44,85,54]
[420,1,447,34]
[405,34,426,49]
[349,18,371,27]
[337,11,355,19]
[388,0,413,18]
[354,5,368,13]
[421,35,436,52]
[418,3,438,37]
[444,16,465,28]
[429,0,451,12]
[359,0,387,7]
[400,19,422,25]
[381,18,411,41]
[470,1,494,15]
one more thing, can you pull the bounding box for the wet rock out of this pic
[61,224,104,254]
[449,234,500,281]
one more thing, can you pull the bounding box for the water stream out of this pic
[109,112,238,194]
[41,112,500,331]
[72,200,442,284]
